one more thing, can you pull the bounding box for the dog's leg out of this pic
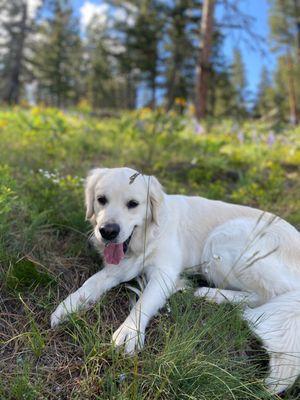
[51,260,142,328]
[194,287,260,307]
[112,268,178,355]
[244,290,300,394]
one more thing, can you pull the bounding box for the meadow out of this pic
[0,106,299,399]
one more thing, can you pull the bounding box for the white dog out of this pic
[51,167,300,393]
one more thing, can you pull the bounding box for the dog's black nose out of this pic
[99,223,120,241]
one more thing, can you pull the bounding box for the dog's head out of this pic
[85,167,164,265]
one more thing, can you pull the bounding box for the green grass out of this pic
[0,106,299,399]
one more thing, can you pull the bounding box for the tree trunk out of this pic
[128,73,136,109]
[151,73,156,109]
[3,1,27,104]
[286,53,299,124]
[195,0,215,120]
[293,0,300,62]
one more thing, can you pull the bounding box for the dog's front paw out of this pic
[51,297,77,328]
[50,303,68,328]
[112,319,145,355]
[50,290,92,328]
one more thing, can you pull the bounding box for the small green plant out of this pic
[5,258,54,291]
[0,361,40,400]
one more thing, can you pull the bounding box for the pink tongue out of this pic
[103,243,124,265]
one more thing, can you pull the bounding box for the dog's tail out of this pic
[244,290,300,394]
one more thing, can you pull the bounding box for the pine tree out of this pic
[253,66,276,118]
[112,0,166,108]
[0,0,41,104]
[33,0,82,107]
[84,16,114,109]
[163,0,201,109]
[272,56,292,120]
[230,48,248,116]
[83,15,131,110]
[269,0,300,123]
[209,67,236,118]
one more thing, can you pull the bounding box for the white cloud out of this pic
[27,0,42,19]
[114,8,135,27]
[80,1,109,31]
[123,2,138,15]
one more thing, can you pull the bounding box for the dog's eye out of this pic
[127,200,139,209]
[97,196,107,206]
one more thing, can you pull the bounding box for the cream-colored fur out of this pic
[51,167,300,394]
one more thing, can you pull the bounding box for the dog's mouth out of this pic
[103,231,134,265]
[122,233,132,254]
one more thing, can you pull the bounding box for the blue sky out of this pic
[217,0,276,96]
[75,0,276,98]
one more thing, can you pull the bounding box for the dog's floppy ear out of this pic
[148,175,164,225]
[85,168,108,220]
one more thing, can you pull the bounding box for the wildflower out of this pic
[139,107,152,118]
[31,106,44,116]
[188,103,195,115]
[237,131,244,143]
[267,131,276,147]
[193,119,204,135]
[175,97,187,107]
[0,120,8,129]
[118,373,126,383]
